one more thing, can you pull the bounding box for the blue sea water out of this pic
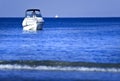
[0,17,120,81]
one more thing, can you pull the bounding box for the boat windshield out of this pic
[26,11,42,17]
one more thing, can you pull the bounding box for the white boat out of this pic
[55,14,59,18]
[22,9,44,31]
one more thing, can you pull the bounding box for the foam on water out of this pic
[0,64,120,72]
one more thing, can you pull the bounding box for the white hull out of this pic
[23,22,43,31]
[22,17,44,31]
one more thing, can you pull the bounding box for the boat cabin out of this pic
[25,9,42,18]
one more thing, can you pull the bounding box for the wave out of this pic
[0,64,120,72]
[0,60,120,72]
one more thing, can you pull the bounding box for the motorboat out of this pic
[22,9,44,31]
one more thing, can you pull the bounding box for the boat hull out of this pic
[23,22,43,31]
[22,17,44,31]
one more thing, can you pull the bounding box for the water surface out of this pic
[0,18,120,81]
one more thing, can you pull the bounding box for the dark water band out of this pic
[0,60,120,68]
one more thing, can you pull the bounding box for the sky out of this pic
[0,0,120,17]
